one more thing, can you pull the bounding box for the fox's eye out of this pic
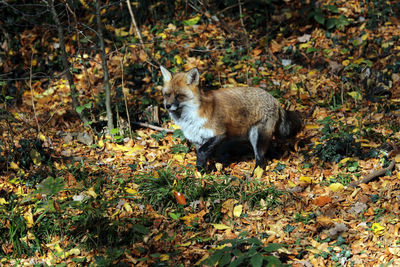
[164,93,171,97]
[176,94,185,100]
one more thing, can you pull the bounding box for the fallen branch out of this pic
[132,122,173,133]
[349,159,396,188]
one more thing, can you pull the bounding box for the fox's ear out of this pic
[160,66,172,83]
[186,68,200,86]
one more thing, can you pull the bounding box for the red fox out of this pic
[160,66,302,175]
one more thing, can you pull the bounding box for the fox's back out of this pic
[199,87,282,136]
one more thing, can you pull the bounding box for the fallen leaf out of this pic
[173,191,187,205]
[329,183,344,192]
[299,176,311,183]
[24,208,34,228]
[371,223,385,235]
[211,223,231,230]
[233,205,243,217]
[313,195,332,207]
[253,166,264,179]
[298,34,311,43]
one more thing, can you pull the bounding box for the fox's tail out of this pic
[277,108,303,139]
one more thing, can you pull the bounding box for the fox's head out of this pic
[160,66,200,113]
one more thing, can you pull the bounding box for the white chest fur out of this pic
[169,105,215,147]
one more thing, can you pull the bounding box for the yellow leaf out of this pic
[233,205,243,217]
[228,78,237,84]
[132,144,145,152]
[180,214,197,224]
[67,248,81,256]
[54,243,63,253]
[299,176,311,183]
[125,188,137,195]
[158,32,167,39]
[305,124,320,130]
[115,27,129,37]
[395,154,400,163]
[371,223,385,235]
[170,123,180,130]
[234,63,243,70]
[123,202,133,213]
[329,183,344,192]
[353,58,364,65]
[160,254,170,261]
[299,41,312,49]
[16,186,26,196]
[10,162,19,170]
[98,139,104,148]
[30,149,41,166]
[0,198,8,205]
[339,157,351,164]
[348,91,362,101]
[183,14,201,26]
[222,199,238,210]
[85,187,97,198]
[288,180,297,187]
[174,55,183,65]
[24,208,34,228]
[211,223,231,230]
[180,241,192,247]
[253,166,264,179]
[154,233,163,241]
[173,153,185,163]
[361,33,369,40]
[308,69,318,77]
[39,133,47,142]
[342,59,350,66]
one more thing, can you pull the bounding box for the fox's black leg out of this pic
[249,125,273,176]
[196,135,224,172]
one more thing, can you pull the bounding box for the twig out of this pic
[214,1,251,16]
[65,3,94,94]
[189,0,249,49]
[349,160,396,188]
[306,104,317,118]
[29,53,40,135]
[238,0,247,36]
[120,50,133,140]
[126,0,159,66]
[132,122,173,133]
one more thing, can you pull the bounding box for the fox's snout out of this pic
[164,99,180,111]
[165,102,178,111]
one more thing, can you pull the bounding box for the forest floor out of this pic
[1,1,400,266]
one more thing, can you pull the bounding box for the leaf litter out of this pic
[1,1,400,266]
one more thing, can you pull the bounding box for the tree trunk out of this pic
[47,0,91,126]
[95,0,114,134]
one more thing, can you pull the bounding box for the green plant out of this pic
[303,3,350,30]
[203,233,288,267]
[171,144,189,154]
[135,169,284,222]
[313,117,362,163]
[294,212,316,225]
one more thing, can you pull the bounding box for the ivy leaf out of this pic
[250,253,263,267]
[314,12,325,25]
